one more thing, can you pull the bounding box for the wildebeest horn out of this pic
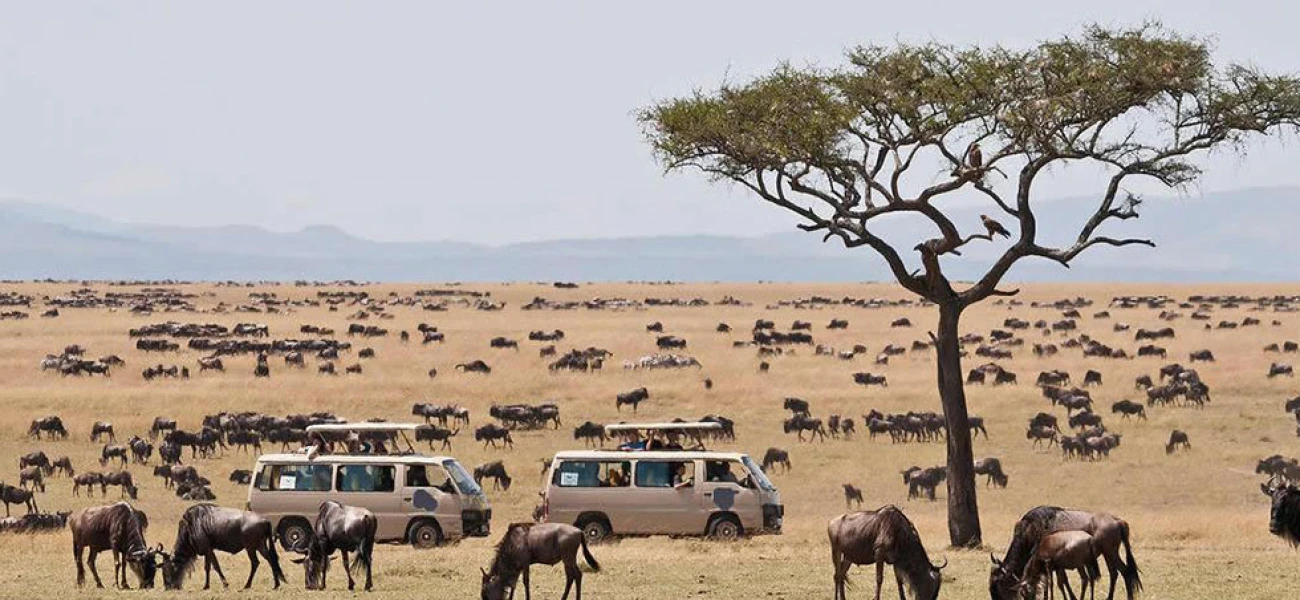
[989,552,1001,566]
[934,557,948,570]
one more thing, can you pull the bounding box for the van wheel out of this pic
[277,518,312,551]
[409,519,443,549]
[708,515,743,541]
[576,516,611,544]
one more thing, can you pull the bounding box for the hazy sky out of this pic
[1,2,1297,243]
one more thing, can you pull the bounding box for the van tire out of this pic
[277,518,312,551]
[575,514,611,544]
[408,519,443,549]
[707,514,743,541]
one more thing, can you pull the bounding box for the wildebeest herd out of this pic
[4,283,1300,598]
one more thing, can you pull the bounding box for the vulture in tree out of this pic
[966,142,983,169]
[981,214,1011,239]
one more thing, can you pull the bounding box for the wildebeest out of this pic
[292,501,377,591]
[656,335,687,349]
[474,460,513,491]
[842,484,864,509]
[1083,370,1103,387]
[28,415,68,440]
[197,356,225,372]
[52,455,75,476]
[1165,430,1191,454]
[573,421,607,447]
[0,482,37,516]
[1110,400,1146,420]
[19,450,52,475]
[70,502,159,588]
[615,387,650,412]
[828,506,945,600]
[1188,349,1215,363]
[457,360,492,374]
[90,421,116,443]
[475,424,515,449]
[852,372,888,387]
[989,506,1141,600]
[490,337,520,350]
[1265,481,1300,548]
[481,522,600,600]
[415,425,458,450]
[903,467,946,501]
[969,416,989,439]
[73,473,104,497]
[1270,362,1295,378]
[761,448,791,474]
[19,466,46,492]
[129,437,153,464]
[150,417,177,440]
[1020,530,1102,600]
[229,469,253,485]
[783,396,812,416]
[784,415,828,442]
[159,503,286,590]
[974,458,1008,488]
[102,471,138,499]
[100,444,129,468]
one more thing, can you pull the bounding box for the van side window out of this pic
[553,461,630,488]
[407,464,456,493]
[636,461,694,488]
[337,465,396,492]
[257,464,333,492]
[705,460,742,485]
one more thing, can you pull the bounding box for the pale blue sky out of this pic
[0,2,1296,243]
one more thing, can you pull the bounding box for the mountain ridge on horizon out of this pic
[1,187,1297,282]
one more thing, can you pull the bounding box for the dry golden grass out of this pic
[1,281,1298,599]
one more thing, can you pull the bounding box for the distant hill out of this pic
[1,188,1297,281]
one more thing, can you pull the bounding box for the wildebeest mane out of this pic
[170,503,220,574]
[872,506,938,597]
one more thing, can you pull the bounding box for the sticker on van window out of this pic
[279,475,297,490]
[560,472,579,487]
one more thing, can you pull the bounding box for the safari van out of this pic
[540,422,782,542]
[247,423,491,550]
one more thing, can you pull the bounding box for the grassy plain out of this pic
[0,281,1297,599]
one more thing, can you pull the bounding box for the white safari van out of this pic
[540,422,783,542]
[247,423,490,550]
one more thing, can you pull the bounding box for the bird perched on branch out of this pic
[966,143,983,170]
[981,214,1011,239]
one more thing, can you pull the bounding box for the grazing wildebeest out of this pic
[28,415,68,440]
[989,506,1141,600]
[19,466,46,492]
[1269,362,1295,378]
[19,450,52,474]
[1134,375,1154,390]
[91,421,116,443]
[974,458,1008,488]
[345,363,363,374]
[1265,481,1300,548]
[481,522,600,600]
[52,455,75,477]
[475,424,515,449]
[160,503,286,590]
[74,473,104,497]
[1019,531,1102,600]
[292,501,377,591]
[1165,430,1190,454]
[1188,349,1215,363]
[457,360,492,374]
[474,461,513,491]
[969,416,989,439]
[853,372,888,387]
[129,437,153,464]
[197,356,225,373]
[828,506,945,600]
[761,448,791,474]
[70,502,159,589]
[100,444,129,468]
[904,467,946,501]
[318,361,337,375]
[842,484,864,509]
[102,471,138,499]
[229,469,253,485]
[1083,370,1103,387]
[1110,400,1146,420]
[615,387,650,412]
[150,417,177,440]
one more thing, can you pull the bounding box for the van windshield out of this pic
[444,459,481,496]
[740,456,777,492]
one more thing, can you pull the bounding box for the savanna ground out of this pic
[0,281,1297,599]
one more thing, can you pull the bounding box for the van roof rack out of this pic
[303,422,423,455]
[605,422,723,451]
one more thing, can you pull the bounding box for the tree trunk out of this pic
[935,300,982,547]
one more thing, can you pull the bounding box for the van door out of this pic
[700,460,761,531]
[251,462,335,539]
[334,464,404,541]
[632,460,703,534]
[401,464,463,540]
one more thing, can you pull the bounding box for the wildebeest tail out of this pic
[348,516,378,580]
[264,525,287,584]
[580,534,601,572]
[1120,521,1142,596]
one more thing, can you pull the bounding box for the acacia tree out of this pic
[640,24,1300,546]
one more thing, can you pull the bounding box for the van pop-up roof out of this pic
[302,422,424,455]
[605,422,724,451]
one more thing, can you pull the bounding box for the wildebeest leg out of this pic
[1100,552,1120,600]
[87,549,105,588]
[874,560,884,600]
[74,543,87,587]
[207,551,229,588]
[245,547,259,589]
[341,550,354,591]
[203,553,212,589]
[1057,568,1077,600]
[894,567,907,600]
[523,566,532,600]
